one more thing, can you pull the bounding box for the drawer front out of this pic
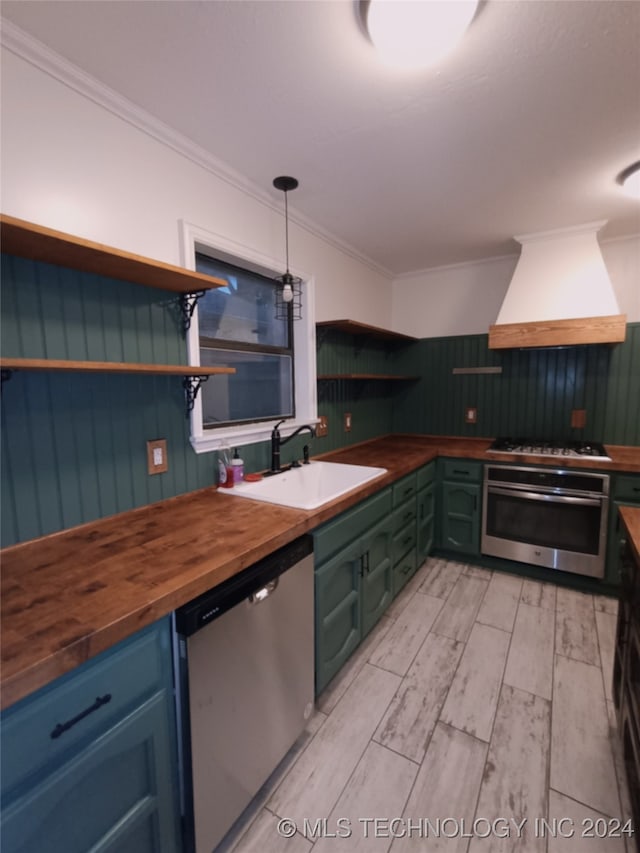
[1,618,170,796]
[418,483,435,524]
[393,549,418,596]
[614,475,640,503]
[392,473,417,507]
[441,458,483,483]
[417,460,436,491]
[313,488,392,565]
[393,521,417,564]
[392,499,417,535]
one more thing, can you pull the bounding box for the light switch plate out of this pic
[316,415,329,437]
[465,407,477,424]
[571,409,587,429]
[147,439,168,474]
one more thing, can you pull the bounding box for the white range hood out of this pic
[489,221,626,349]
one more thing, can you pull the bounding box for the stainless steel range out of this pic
[487,437,611,462]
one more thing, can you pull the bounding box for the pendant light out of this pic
[273,175,303,320]
[618,161,640,200]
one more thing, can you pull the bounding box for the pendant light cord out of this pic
[284,190,290,273]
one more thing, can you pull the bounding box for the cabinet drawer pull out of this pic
[403,535,412,546]
[452,469,469,475]
[404,487,414,495]
[402,565,411,575]
[403,511,414,521]
[50,693,112,739]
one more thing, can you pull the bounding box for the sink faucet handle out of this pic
[273,419,287,435]
[303,444,310,464]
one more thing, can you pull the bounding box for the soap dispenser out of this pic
[231,448,244,484]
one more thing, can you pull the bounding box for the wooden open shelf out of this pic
[316,320,418,343]
[0,214,226,294]
[0,358,235,377]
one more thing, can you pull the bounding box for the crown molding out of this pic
[394,250,519,282]
[0,20,393,280]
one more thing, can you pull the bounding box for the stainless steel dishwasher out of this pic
[173,534,314,853]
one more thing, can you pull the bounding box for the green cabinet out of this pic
[314,488,392,693]
[438,458,482,556]
[391,472,418,596]
[361,517,394,636]
[417,461,436,565]
[0,618,181,853]
[606,473,640,586]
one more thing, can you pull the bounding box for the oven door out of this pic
[482,485,608,578]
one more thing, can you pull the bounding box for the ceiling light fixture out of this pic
[273,176,303,320]
[618,161,640,200]
[362,0,479,70]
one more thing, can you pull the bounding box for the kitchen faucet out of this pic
[268,420,316,475]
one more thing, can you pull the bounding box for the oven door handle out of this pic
[487,486,603,507]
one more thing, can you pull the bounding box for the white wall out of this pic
[392,235,640,338]
[391,254,519,338]
[0,47,393,326]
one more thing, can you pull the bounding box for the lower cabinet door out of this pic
[0,691,181,853]
[606,499,640,587]
[315,544,362,694]
[361,518,393,638]
[440,481,481,555]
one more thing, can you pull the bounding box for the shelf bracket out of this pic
[182,375,210,417]
[179,291,207,334]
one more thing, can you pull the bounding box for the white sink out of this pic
[218,461,387,510]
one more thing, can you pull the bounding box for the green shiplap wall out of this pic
[0,256,372,547]
[0,254,223,547]
[314,326,398,453]
[2,252,638,549]
[393,325,640,445]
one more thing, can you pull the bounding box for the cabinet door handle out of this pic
[50,693,112,739]
[403,535,412,546]
[364,551,370,573]
[404,487,413,496]
[453,469,468,476]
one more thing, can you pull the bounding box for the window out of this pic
[181,220,317,454]
[195,254,294,427]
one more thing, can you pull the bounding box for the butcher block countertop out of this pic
[2,434,639,710]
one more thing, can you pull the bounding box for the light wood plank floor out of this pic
[220,558,635,853]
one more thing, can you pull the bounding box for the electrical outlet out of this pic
[316,415,329,437]
[465,407,477,424]
[147,439,168,474]
[344,412,352,432]
[571,409,587,429]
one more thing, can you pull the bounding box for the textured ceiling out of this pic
[2,0,640,274]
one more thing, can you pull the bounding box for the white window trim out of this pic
[179,219,317,453]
